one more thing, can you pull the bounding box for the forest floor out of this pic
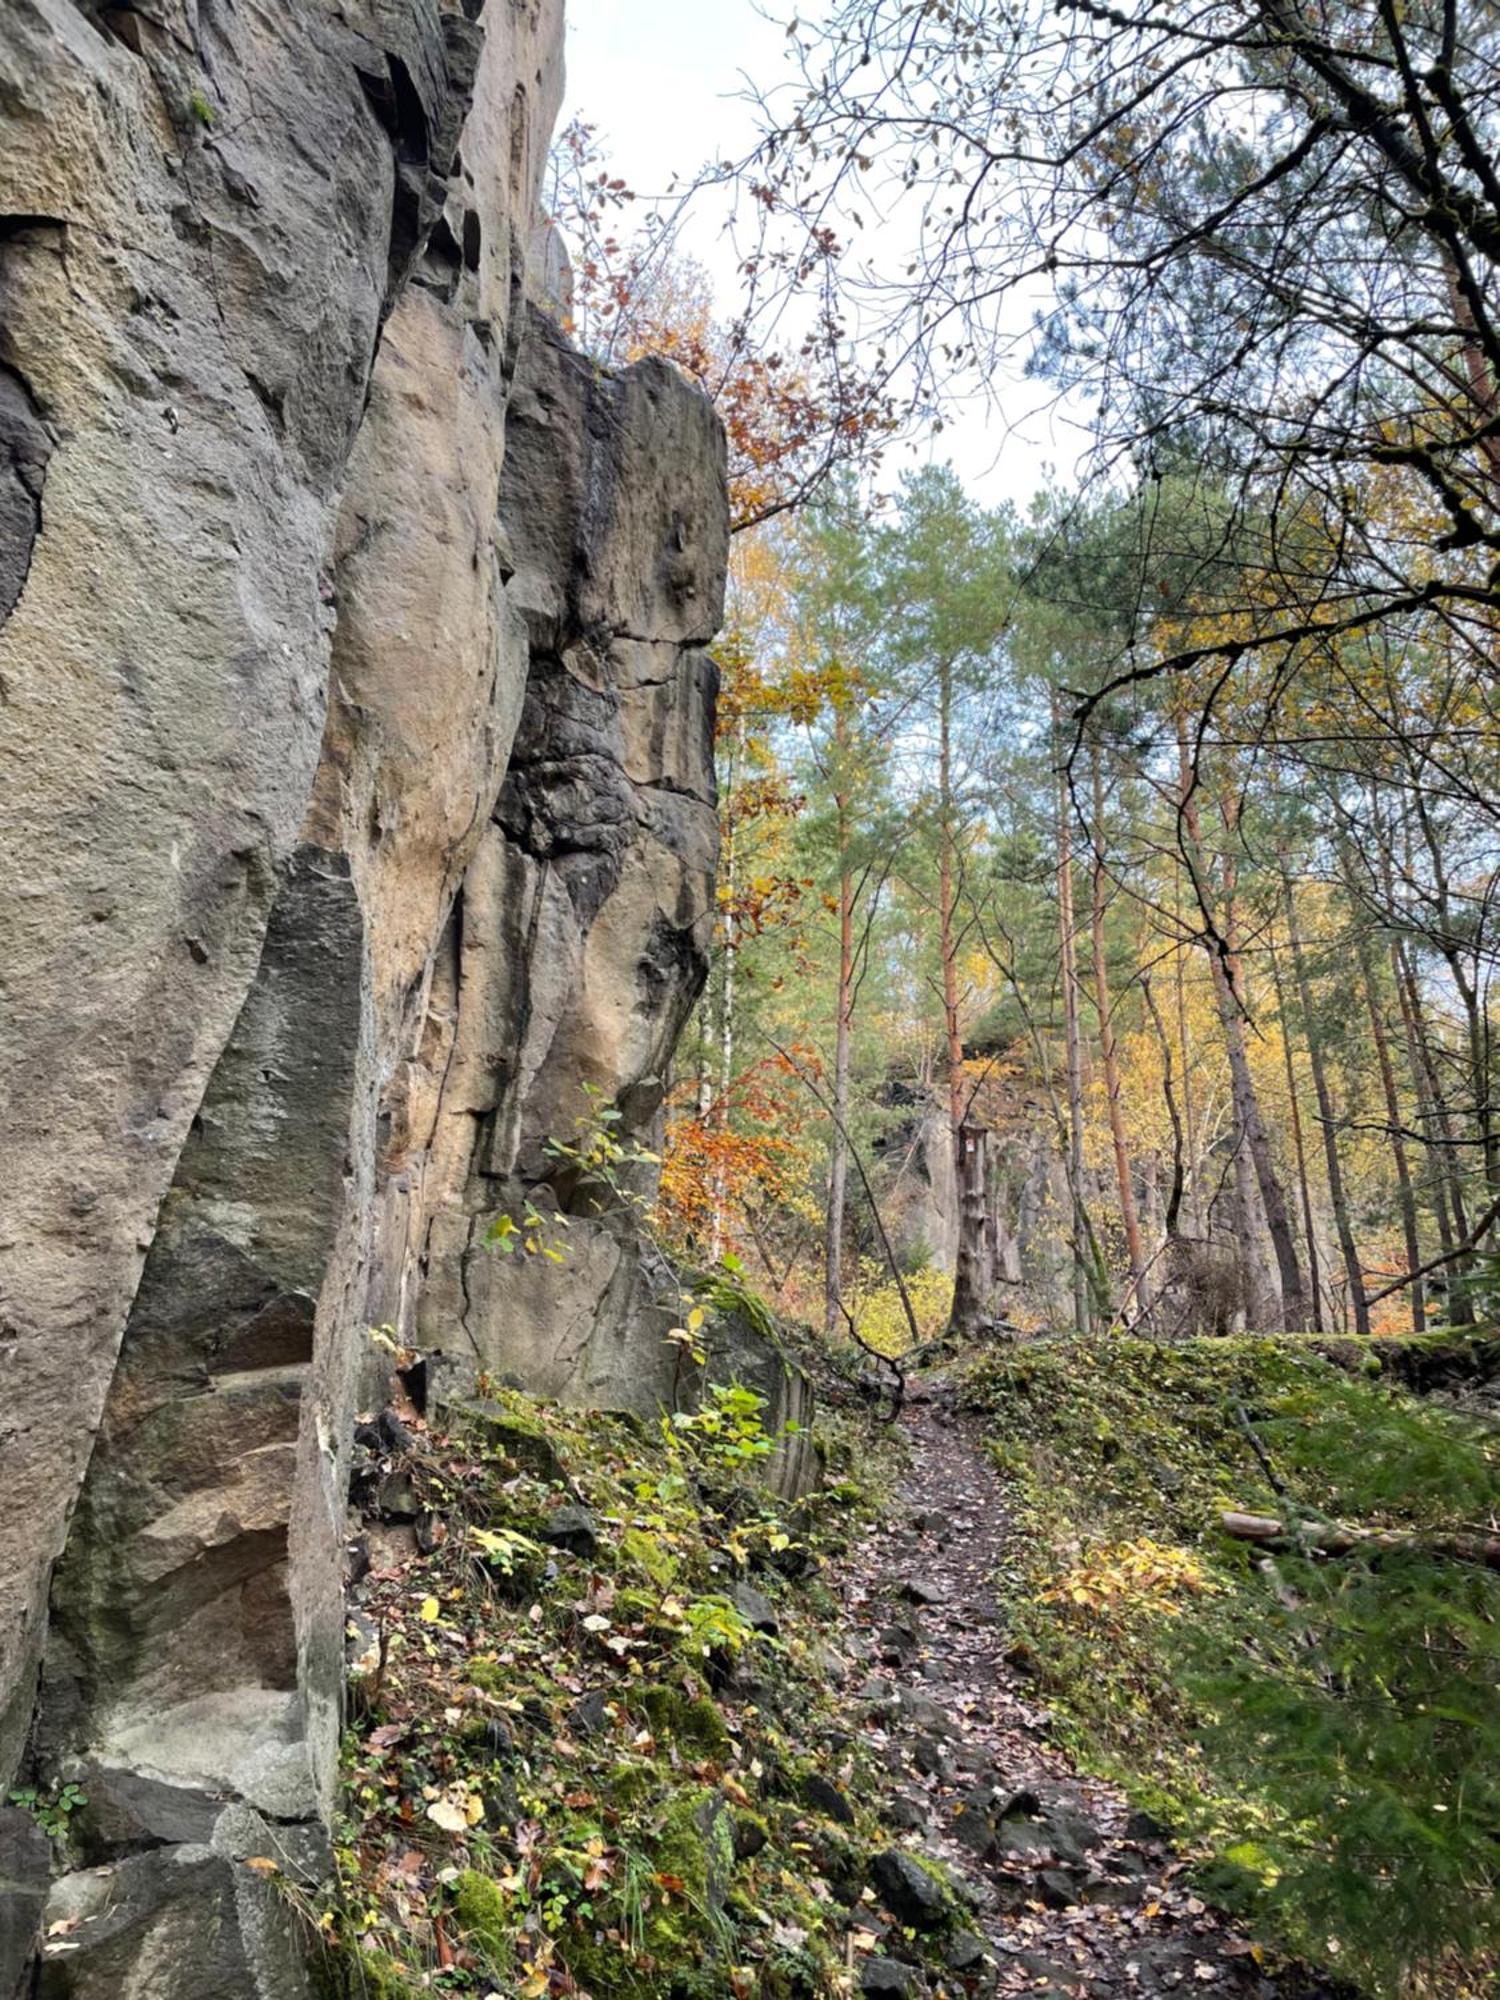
[831,1374,1341,2000]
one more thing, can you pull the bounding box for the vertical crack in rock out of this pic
[404,308,735,1420]
[0,362,51,634]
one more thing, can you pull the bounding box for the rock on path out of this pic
[832,1381,1346,1999]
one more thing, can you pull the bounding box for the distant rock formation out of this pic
[0,3,730,1990]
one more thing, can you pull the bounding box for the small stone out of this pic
[377,1407,414,1453]
[1125,1806,1173,1843]
[0,1806,51,1997]
[899,1576,945,1606]
[482,1717,515,1759]
[1079,1872,1148,1907]
[733,1813,768,1860]
[887,1793,926,1831]
[877,1619,920,1665]
[1035,1867,1077,1910]
[570,1691,610,1737]
[911,1735,952,1781]
[994,1819,1047,1861]
[374,1470,419,1521]
[1042,1806,1105,1864]
[996,1786,1041,1821]
[800,1772,856,1826]
[912,1508,950,1536]
[860,1958,923,1998]
[950,1805,996,1858]
[898,1688,956,1736]
[858,1675,897,1705]
[543,1504,599,1558]
[946,1931,991,1973]
[732,1580,779,1634]
[870,1849,947,1930]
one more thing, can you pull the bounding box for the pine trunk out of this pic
[1178,727,1306,1329]
[1355,929,1424,1332]
[1283,874,1369,1335]
[1270,936,1325,1333]
[1057,696,1092,1334]
[824,785,854,1336]
[1090,746,1146,1298]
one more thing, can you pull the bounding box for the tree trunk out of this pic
[1353,923,1425,1333]
[950,1124,992,1335]
[1411,789,1498,1198]
[1177,724,1306,1329]
[1220,1511,1500,1573]
[709,721,741,1262]
[1057,694,1092,1334]
[1394,937,1476,1325]
[1269,936,1325,1333]
[823,775,854,1336]
[1089,745,1146,1298]
[1282,873,1369,1335]
[942,660,989,1337]
[1172,874,1202,1238]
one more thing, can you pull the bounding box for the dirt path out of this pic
[831,1380,1334,1999]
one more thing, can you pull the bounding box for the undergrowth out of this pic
[964,1331,1500,1999]
[308,1378,947,1998]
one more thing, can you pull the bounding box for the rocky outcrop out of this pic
[404,310,725,1417]
[882,1091,1076,1323]
[0,2,731,1993]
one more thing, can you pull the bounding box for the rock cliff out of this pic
[0,3,729,1991]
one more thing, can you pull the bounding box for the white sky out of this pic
[559,0,1086,509]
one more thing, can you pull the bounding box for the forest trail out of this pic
[833,1379,1331,2000]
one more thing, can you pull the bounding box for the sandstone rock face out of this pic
[404,311,727,1418]
[0,2,734,1992]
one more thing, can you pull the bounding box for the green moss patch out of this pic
[965,1333,1500,1997]
[319,1380,918,1998]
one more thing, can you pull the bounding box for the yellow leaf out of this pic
[420,1597,441,1624]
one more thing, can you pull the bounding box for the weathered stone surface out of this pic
[37,1848,314,1999]
[0,0,486,1780]
[401,313,728,1413]
[0,1,737,1989]
[37,847,368,1860]
[732,1581,780,1636]
[0,1807,50,2000]
[870,1848,948,1930]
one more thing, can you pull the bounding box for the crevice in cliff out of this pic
[0,361,52,632]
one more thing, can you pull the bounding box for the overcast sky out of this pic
[558,0,1085,508]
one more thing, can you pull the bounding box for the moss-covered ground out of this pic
[310,1378,968,1998]
[961,1331,1500,1998]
